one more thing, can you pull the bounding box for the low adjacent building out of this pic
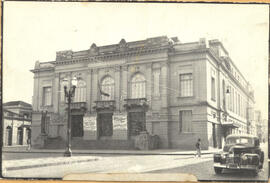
[30,36,255,150]
[3,101,32,147]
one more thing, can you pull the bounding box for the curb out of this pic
[3,150,218,156]
[5,158,99,171]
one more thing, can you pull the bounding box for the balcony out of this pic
[93,100,116,111]
[70,102,87,111]
[124,98,149,110]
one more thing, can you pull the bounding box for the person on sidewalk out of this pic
[195,138,201,158]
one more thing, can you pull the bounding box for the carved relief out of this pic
[118,39,128,52]
[56,50,73,61]
[89,43,99,55]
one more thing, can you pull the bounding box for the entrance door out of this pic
[128,112,145,137]
[212,123,217,148]
[71,115,83,137]
[98,113,113,137]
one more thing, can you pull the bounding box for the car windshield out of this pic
[226,137,254,145]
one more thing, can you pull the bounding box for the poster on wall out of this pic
[83,116,97,131]
[113,114,127,130]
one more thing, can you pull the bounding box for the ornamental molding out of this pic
[55,46,171,66]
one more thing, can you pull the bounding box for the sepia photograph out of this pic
[2,2,269,181]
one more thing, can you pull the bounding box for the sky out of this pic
[3,2,269,119]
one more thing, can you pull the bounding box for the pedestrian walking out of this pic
[195,138,201,157]
[27,138,31,151]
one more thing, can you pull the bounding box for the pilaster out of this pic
[121,66,128,111]
[115,66,121,111]
[92,69,98,110]
[86,69,92,113]
[33,73,40,111]
[160,62,169,109]
[146,63,152,109]
[53,73,60,113]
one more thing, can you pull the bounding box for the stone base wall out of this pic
[43,137,135,150]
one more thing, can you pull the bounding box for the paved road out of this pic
[2,152,268,181]
[149,156,268,181]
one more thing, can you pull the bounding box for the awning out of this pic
[221,121,240,128]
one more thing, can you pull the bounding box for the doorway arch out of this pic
[6,126,12,146]
[17,127,23,145]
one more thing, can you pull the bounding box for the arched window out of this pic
[131,73,146,98]
[101,76,115,100]
[74,80,86,102]
[6,126,12,146]
[17,127,23,145]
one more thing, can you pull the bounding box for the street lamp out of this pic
[63,77,78,157]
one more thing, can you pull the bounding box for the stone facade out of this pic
[30,36,255,150]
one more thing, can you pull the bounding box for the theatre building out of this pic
[31,36,255,150]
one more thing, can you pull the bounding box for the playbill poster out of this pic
[1,1,269,182]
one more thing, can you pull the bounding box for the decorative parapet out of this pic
[54,36,174,65]
[56,50,73,61]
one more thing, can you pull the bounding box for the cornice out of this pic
[30,67,54,73]
[55,46,171,66]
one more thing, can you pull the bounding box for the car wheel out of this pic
[214,167,223,174]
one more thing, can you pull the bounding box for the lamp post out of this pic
[63,77,78,157]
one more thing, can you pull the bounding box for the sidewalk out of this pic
[3,147,221,155]
[2,148,220,173]
[3,156,100,172]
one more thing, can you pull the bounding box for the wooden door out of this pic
[128,112,145,136]
[71,115,83,137]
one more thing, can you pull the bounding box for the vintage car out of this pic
[213,134,264,175]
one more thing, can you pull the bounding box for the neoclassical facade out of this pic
[31,36,255,150]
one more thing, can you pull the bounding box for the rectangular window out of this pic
[211,77,216,101]
[43,87,52,106]
[179,110,192,133]
[179,73,193,97]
